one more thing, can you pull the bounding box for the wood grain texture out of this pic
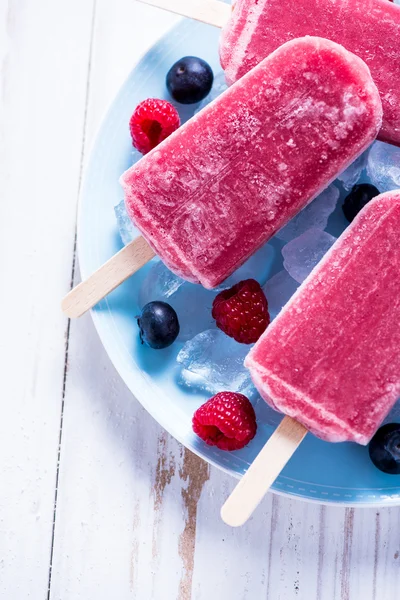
[178,449,210,599]
[48,312,207,599]
[1,1,400,599]
[0,0,94,597]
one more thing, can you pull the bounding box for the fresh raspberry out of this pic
[212,279,270,344]
[129,98,180,154]
[192,392,257,451]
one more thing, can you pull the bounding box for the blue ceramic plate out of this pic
[78,18,400,506]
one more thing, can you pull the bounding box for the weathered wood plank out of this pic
[48,3,187,598]
[0,0,94,597]
[48,313,202,599]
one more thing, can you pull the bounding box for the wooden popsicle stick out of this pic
[61,236,155,318]
[221,417,307,527]
[135,0,230,28]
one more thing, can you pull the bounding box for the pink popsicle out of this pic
[220,0,400,146]
[121,37,381,289]
[246,192,400,445]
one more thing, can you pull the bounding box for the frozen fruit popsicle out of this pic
[121,36,382,290]
[221,191,400,527]
[220,0,400,146]
[246,191,400,445]
[62,36,381,319]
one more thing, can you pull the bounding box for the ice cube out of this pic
[177,329,256,396]
[195,71,228,113]
[263,270,300,319]
[282,228,337,283]
[139,259,185,301]
[114,199,138,245]
[139,260,216,342]
[367,141,400,192]
[215,242,275,291]
[336,149,369,190]
[138,242,276,341]
[275,184,339,243]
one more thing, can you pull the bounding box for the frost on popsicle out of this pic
[116,197,274,293]
[282,229,337,284]
[177,329,256,397]
[275,184,339,243]
[367,141,400,192]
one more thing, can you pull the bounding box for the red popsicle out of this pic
[121,37,382,289]
[246,192,400,445]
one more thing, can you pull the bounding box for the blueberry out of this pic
[137,301,180,349]
[369,423,400,474]
[166,56,214,104]
[342,183,380,223]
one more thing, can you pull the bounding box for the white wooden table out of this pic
[1,1,399,598]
